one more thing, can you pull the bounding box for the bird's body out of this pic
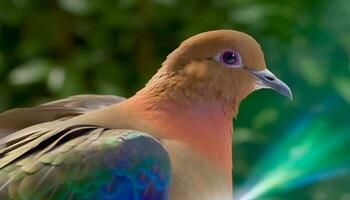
[0,30,292,200]
[76,92,234,200]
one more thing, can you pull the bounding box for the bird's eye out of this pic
[216,49,242,68]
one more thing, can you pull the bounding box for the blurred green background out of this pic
[0,0,349,199]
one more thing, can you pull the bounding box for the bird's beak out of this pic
[249,68,293,100]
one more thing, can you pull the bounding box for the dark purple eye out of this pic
[217,49,241,68]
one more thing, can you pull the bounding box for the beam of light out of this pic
[236,97,350,199]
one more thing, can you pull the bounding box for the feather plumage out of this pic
[0,95,170,200]
[0,30,291,200]
[0,124,171,200]
[0,95,125,136]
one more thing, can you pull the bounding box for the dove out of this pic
[0,30,292,200]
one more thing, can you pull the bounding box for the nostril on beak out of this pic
[265,75,275,81]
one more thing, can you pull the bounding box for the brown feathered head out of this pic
[145,30,292,107]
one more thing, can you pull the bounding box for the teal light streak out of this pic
[236,98,350,199]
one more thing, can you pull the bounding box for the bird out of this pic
[0,30,292,200]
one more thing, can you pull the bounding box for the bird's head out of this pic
[144,30,292,110]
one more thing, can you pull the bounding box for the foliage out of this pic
[0,0,349,199]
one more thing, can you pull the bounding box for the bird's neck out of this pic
[124,90,237,173]
[129,67,239,173]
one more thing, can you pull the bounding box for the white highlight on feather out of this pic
[0,178,12,191]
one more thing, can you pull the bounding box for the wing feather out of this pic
[0,95,125,137]
[0,124,171,200]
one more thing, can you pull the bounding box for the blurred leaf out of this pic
[8,59,50,85]
[58,0,91,15]
[0,52,4,70]
[298,57,327,86]
[230,4,269,27]
[332,77,350,104]
[47,67,65,92]
[234,128,266,144]
[252,108,279,129]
